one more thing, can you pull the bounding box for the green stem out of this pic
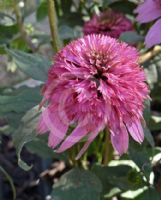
[47,0,61,52]
[0,166,16,200]
[102,129,113,165]
[68,146,79,167]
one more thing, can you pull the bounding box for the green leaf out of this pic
[6,49,51,81]
[92,164,145,195]
[120,31,143,45]
[0,86,41,128]
[103,0,123,7]
[122,187,160,200]
[144,55,161,89]
[13,106,40,171]
[144,127,155,147]
[110,1,136,14]
[128,141,151,179]
[144,100,151,124]
[0,87,41,114]
[59,13,83,27]
[26,135,67,161]
[36,0,48,21]
[26,136,54,159]
[149,116,161,131]
[0,24,18,44]
[51,168,102,200]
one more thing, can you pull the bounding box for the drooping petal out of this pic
[37,115,48,134]
[75,124,104,160]
[134,0,161,23]
[145,19,161,48]
[75,131,99,160]
[40,108,69,149]
[110,124,129,155]
[56,125,88,153]
[126,119,144,143]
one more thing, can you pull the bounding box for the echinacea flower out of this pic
[135,0,161,48]
[38,34,149,159]
[83,9,133,38]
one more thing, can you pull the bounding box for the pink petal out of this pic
[134,0,161,23]
[75,125,103,160]
[110,124,129,155]
[145,19,161,48]
[40,108,68,149]
[126,119,144,143]
[37,116,48,134]
[56,125,88,152]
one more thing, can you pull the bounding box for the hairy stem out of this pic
[47,0,61,52]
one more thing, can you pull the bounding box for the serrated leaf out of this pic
[6,49,51,81]
[51,168,102,200]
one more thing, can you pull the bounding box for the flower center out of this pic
[89,51,108,80]
[90,51,107,68]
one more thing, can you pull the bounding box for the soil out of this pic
[0,135,67,200]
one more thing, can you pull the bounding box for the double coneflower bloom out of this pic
[38,34,149,158]
[83,9,133,38]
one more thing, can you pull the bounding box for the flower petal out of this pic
[135,0,161,23]
[145,19,161,48]
[56,125,88,152]
[39,108,68,149]
[126,119,144,143]
[37,116,48,134]
[110,124,129,155]
[75,123,104,160]
[75,131,99,160]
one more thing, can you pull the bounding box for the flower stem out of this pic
[102,129,113,165]
[139,45,161,64]
[47,0,61,52]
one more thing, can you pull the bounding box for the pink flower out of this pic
[38,34,149,159]
[135,0,161,48]
[83,9,133,38]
